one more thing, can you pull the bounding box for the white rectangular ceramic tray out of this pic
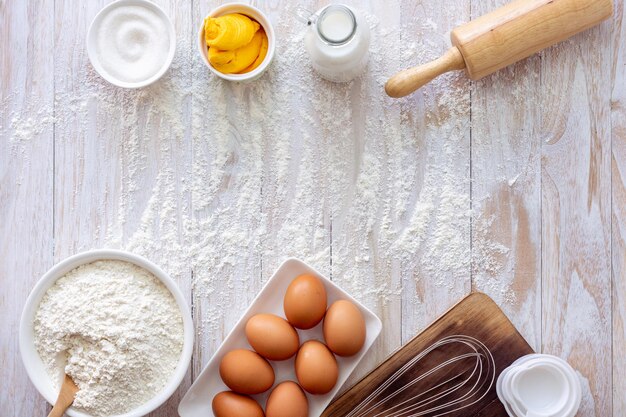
[178,258,382,417]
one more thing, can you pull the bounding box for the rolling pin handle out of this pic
[385,46,466,98]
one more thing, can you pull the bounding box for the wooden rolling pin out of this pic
[385,0,613,98]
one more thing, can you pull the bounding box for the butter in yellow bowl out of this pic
[204,13,269,74]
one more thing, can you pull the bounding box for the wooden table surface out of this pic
[1,0,624,416]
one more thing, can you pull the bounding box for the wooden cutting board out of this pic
[322,292,533,417]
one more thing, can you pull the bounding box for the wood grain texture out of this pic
[397,0,472,354]
[386,0,613,95]
[611,0,625,414]
[52,0,193,415]
[540,18,613,417]
[385,46,466,98]
[190,0,265,386]
[470,0,542,351]
[1,0,54,415]
[453,0,613,80]
[48,375,79,417]
[322,293,533,417]
[0,0,624,416]
[327,0,404,386]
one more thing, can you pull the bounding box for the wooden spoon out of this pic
[48,374,79,417]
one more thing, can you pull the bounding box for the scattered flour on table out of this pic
[33,260,184,416]
[4,2,519,347]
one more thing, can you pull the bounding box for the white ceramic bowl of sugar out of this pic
[19,249,194,417]
[87,0,176,88]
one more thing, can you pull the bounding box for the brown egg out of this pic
[212,391,265,417]
[219,349,275,394]
[323,300,366,356]
[284,274,327,329]
[265,381,308,417]
[295,340,338,395]
[245,313,300,361]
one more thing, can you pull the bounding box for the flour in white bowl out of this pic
[33,259,184,416]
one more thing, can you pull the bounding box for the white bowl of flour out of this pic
[20,249,194,417]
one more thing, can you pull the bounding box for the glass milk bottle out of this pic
[298,4,370,83]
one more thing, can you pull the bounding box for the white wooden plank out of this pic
[52,0,193,415]
[611,0,626,415]
[256,0,333,288]
[189,0,336,382]
[1,0,624,415]
[190,0,266,381]
[541,21,613,417]
[0,0,54,415]
[322,0,404,386]
[396,0,472,350]
[470,0,542,350]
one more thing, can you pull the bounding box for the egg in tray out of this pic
[213,273,367,417]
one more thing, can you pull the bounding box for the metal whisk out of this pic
[345,335,496,417]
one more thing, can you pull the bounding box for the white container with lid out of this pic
[298,4,370,83]
[496,354,582,417]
